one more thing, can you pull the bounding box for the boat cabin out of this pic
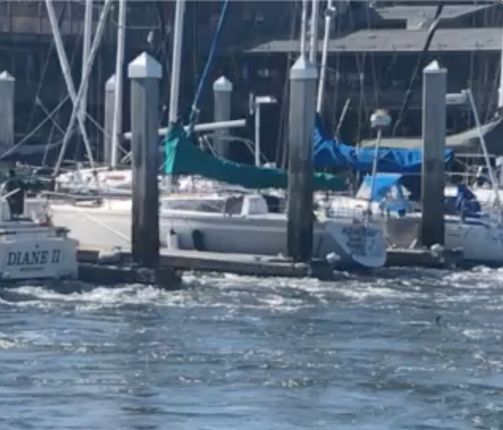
[160,193,280,216]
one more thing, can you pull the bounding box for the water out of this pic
[0,268,502,430]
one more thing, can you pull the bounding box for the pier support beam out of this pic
[103,74,115,165]
[212,76,232,158]
[287,55,318,262]
[421,60,446,247]
[0,71,15,147]
[128,52,162,268]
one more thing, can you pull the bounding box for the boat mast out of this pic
[163,0,186,192]
[498,27,503,110]
[300,0,309,56]
[52,0,113,175]
[496,26,503,186]
[80,0,93,129]
[111,0,127,169]
[316,0,334,113]
[309,0,319,63]
[466,89,501,207]
[168,0,186,123]
[45,0,96,172]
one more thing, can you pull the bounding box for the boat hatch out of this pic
[240,195,269,216]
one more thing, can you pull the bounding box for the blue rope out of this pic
[187,0,230,133]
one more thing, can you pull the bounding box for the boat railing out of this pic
[40,190,106,207]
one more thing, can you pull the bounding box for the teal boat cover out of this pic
[164,124,346,191]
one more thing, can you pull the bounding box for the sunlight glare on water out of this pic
[0,267,502,429]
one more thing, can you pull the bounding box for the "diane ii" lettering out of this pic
[6,249,61,266]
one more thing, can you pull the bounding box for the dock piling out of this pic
[128,52,162,268]
[103,74,115,165]
[421,60,447,247]
[212,76,233,158]
[286,55,318,262]
[0,71,15,147]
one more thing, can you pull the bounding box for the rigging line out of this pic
[155,0,172,126]
[26,1,68,134]
[391,1,444,137]
[364,5,379,111]
[42,116,57,167]
[0,95,70,162]
[188,0,231,131]
[276,0,299,167]
[84,112,128,158]
[36,99,65,135]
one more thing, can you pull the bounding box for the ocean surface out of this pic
[0,267,502,430]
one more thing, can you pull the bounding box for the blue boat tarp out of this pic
[313,115,454,173]
[362,173,482,218]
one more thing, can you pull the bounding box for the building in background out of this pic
[1,1,502,165]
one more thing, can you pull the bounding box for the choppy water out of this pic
[0,268,502,429]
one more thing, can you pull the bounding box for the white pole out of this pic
[466,89,500,206]
[168,0,186,123]
[111,0,127,168]
[254,102,261,167]
[122,119,246,141]
[309,0,320,63]
[300,0,309,57]
[53,0,113,175]
[80,0,93,125]
[316,0,334,113]
[45,0,95,170]
[498,27,503,109]
[366,127,382,215]
[496,27,503,186]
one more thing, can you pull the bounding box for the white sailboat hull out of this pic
[326,193,503,265]
[43,200,387,269]
[385,215,503,265]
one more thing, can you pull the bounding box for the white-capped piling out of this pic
[128,52,162,267]
[212,76,233,158]
[103,74,115,165]
[287,55,318,262]
[421,60,447,247]
[0,71,15,147]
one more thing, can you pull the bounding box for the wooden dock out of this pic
[76,246,461,286]
[77,247,336,281]
[386,248,462,269]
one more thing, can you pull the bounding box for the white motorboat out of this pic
[0,188,78,281]
[44,192,387,269]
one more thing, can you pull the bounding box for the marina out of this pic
[2,2,503,429]
[3,0,503,283]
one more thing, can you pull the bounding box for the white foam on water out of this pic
[0,266,500,315]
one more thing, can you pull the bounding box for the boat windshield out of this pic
[161,198,226,213]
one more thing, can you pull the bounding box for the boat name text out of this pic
[7,249,61,267]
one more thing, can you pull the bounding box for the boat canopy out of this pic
[164,124,346,191]
[313,115,454,172]
[361,173,481,217]
[359,173,404,202]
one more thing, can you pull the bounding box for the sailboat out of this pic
[39,0,387,269]
[46,121,387,269]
